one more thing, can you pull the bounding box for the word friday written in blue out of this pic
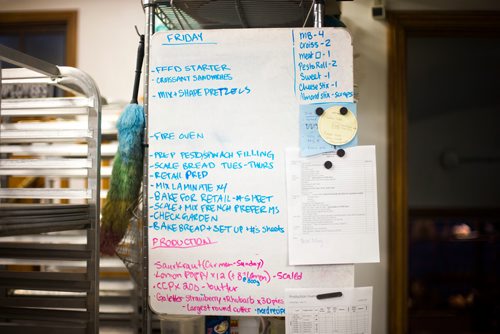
[163,32,206,44]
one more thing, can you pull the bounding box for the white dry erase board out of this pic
[148,28,355,316]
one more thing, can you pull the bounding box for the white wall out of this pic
[3,1,499,333]
[0,0,145,103]
[340,1,388,333]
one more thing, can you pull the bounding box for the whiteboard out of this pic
[148,28,354,316]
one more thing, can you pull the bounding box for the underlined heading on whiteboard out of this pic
[161,31,217,46]
[162,42,218,46]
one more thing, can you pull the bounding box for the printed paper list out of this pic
[286,146,380,265]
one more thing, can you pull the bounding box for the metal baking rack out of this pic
[0,45,101,334]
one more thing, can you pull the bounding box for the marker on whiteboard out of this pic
[316,291,343,300]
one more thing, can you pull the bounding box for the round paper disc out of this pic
[317,106,358,145]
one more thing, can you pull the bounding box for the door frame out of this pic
[387,10,500,334]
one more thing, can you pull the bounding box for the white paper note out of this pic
[286,146,379,265]
[285,287,373,334]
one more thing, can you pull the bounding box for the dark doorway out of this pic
[388,12,500,334]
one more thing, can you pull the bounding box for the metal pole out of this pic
[313,0,325,28]
[142,2,154,333]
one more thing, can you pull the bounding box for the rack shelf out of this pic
[0,45,101,334]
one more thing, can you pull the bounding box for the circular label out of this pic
[317,106,358,145]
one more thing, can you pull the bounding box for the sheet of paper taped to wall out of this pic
[286,145,380,265]
[285,287,373,334]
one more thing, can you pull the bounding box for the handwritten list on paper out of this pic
[148,29,356,316]
[292,28,354,104]
[286,146,380,265]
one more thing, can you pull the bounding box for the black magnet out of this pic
[340,107,348,115]
[337,149,345,157]
[317,291,343,300]
[316,107,324,116]
[324,161,333,169]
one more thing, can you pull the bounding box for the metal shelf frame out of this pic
[0,45,101,334]
[139,2,327,333]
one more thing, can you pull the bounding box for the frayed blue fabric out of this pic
[116,103,145,163]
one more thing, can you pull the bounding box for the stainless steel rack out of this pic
[0,45,101,334]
